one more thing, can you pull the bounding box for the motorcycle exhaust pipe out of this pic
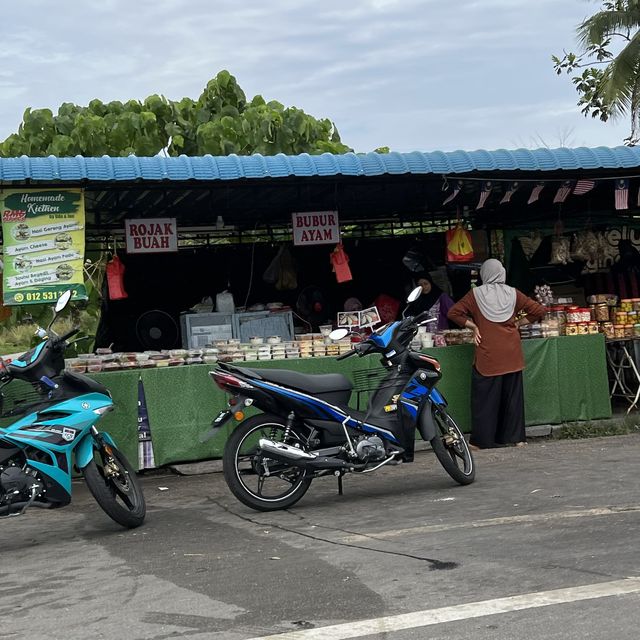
[258,438,317,461]
[258,439,353,471]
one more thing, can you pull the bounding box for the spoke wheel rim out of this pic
[234,423,307,502]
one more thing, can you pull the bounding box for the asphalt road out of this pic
[2,434,640,640]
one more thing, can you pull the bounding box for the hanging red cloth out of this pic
[373,294,401,324]
[330,244,352,283]
[106,255,128,300]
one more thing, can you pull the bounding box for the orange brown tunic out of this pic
[447,290,546,377]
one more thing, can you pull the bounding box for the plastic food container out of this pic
[203,356,218,364]
[65,358,87,373]
[186,357,203,365]
[249,336,264,345]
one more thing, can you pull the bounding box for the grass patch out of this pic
[554,417,640,440]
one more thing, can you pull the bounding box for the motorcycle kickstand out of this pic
[335,471,344,496]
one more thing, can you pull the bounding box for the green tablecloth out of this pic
[91,334,611,469]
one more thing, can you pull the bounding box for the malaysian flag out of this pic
[528,182,545,205]
[442,180,463,206]
[553,180,574,204]
[574,179,595,195]
[615,179,629,210]
[476,181,493,209]
[500,182,519,204]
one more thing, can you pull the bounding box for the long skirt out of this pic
[470,368,525,448]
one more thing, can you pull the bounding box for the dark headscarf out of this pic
[409,272,443,314]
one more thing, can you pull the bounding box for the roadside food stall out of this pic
[2,147,639,469]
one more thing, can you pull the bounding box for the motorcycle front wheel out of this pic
[83,444,146,528]
[223,413,312,512]
[430,406,475,485]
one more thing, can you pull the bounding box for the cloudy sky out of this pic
[1,0,630,154]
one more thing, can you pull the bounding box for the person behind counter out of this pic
[406,272,454,331]
[447,259,546,450]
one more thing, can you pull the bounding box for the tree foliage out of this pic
[0,70,351,157]
[553,1,640,145]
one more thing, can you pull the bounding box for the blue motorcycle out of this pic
[209,288,475,512]
[0,291,145,527]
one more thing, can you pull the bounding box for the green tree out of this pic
[553,0,640,144]
[0,70,351,157]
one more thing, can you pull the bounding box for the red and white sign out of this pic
[292,211,339,246]
[125,218,178,254]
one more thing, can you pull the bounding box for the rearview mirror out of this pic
[329,328,350,341]
[407,286,422,303]
[55,290,73,313]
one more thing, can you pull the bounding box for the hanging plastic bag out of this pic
[263,247,283,285]
[446,224,475,263]
[402,247,425,272]
[216,290,235,313]
[550,236,572,265]
[276,246,298,291]
[106,255,128,300]
[330,244,352,283]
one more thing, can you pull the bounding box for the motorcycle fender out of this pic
[417,399,437,442]
[75,432,116,469]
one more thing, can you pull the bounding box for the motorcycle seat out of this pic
[238,366,353,396]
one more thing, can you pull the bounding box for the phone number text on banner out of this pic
[1,189,87,306]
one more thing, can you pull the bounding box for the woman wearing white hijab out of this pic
[448,259,545,449]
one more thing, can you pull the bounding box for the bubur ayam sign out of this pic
[1,189,87,306]
[292,211,340,246]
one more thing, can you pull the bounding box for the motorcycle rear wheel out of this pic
[223,414,312,512]
[83,445,146,528]
[430,406,475,485]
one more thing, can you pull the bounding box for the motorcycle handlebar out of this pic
[56,327,81,344]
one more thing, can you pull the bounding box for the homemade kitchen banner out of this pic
[292,211,340,246]
[1,189,86,306]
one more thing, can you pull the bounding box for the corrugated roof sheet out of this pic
[1,146,640,182]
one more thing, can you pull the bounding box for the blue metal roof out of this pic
[1,146,640,183]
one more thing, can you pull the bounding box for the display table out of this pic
[88,334,611,470]
[606,338,640,413]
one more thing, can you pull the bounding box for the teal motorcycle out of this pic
[0,291,145,528]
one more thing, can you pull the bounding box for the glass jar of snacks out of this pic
[614,324,626,339]
[603,322,615,339]
[634,323,640,338]
[621,299,634,312]
[566,306,581,324]
[633,299,640,312]
[588,322,599,334]
[615,311,628,325]
[625,324,635,338]
[577,323,589,335]
[595,303,609,322]
[565,323,579,336]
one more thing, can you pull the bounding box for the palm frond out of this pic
[604,31,640,115]
[577,9,640,47]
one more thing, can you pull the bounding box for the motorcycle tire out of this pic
[430,406,475,485]
[83,445,146,528]
[223,413,313,512]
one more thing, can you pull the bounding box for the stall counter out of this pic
[89,334,611,470]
